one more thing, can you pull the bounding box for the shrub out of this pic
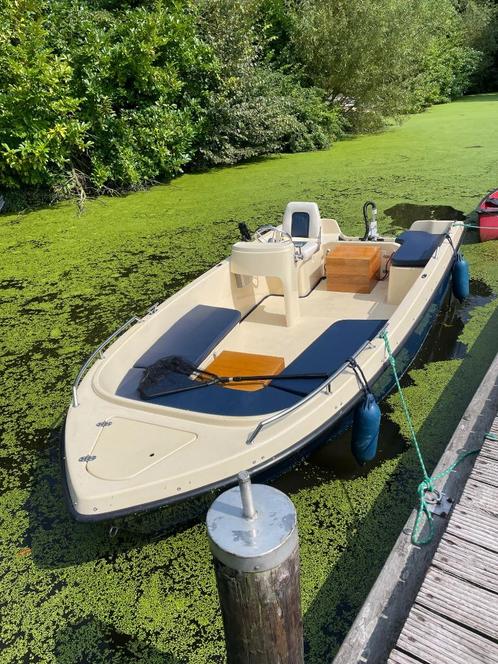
[0,0,88,188]
[196,68,341,166]
[46,0,217,189]
[193,0,340,166]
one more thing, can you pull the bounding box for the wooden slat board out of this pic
[446,503,498,552]
[434,534,498,592]
[396,606,498,664]
[417,567,498,639]
[470,456,498,487]
[388,413,498,663]
[387,650,421,664]
[480,438,498,462]
[459,479,498,517]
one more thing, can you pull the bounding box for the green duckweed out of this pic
[1,94,497,663]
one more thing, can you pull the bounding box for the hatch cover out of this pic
[87,417,197,481]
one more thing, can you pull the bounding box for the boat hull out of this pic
[478,189,498,242]
[62,264,453,522]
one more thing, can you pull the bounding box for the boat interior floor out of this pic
[224,278,395,367]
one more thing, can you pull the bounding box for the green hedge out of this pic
[0,0,496,199]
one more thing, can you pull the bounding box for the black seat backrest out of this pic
[291,211,311,238]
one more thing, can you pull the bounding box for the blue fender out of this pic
[351,393,381,464]
[452,253,469,302]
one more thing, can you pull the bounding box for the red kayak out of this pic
[478,189,498,242]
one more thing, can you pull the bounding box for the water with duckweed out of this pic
[1,95,498,663]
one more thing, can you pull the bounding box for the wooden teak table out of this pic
[204,350,285,391]
[326,244,381,293]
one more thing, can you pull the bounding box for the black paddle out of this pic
[138,355,328,399]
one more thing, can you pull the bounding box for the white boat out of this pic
[63,202,464,521]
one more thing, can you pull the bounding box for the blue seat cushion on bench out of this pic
[146,318,387,416]
[134,304,241,369]
[270,318,387,395]
[391,231,445,268]
[150,380,300,417]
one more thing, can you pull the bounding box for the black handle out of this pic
[238,222,252,241]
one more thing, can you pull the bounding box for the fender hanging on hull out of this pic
[351,393,381,464]
[452,253,469,302]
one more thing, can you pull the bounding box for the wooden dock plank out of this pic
[387,650,422,664]
[488,418,498,434]
[434,533,498,592]
[459,479,498,517]
[354,378,498,664]
[396,605,498,664]
[416,567,498,639]
[394,413,498,660]
[446,504,498,552]
[470,456,498,487]
[480,438,498,462]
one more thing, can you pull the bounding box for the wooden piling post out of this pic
[206,471,303,664]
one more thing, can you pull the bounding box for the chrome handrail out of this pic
[246,334,382,445]
[71,302,159,407]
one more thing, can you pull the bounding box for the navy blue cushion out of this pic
[271,318,387,395]
[391,231,444,268]
[134,305,241,369]
[150,381,299,417]
[146,318,387,416]
[291,212,310,238]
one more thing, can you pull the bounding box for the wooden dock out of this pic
[388,415,498,664]
[334,353,498,664]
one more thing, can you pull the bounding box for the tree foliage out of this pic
[0,0,496,198]
[194,0,341,165]
[0,0,88,188]
[290,0,494,128]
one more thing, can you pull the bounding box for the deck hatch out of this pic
[87,417,197,481]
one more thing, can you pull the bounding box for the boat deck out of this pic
[388,414,498,664]
[215,279,396,366]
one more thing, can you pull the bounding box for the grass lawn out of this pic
[1,94,497,663]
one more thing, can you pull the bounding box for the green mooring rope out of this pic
[453,221,498,230]
[380,330,482,546]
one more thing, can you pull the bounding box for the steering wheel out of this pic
[253,224,293,244]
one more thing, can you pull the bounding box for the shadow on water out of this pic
[54,618,178,663]
[383,203,466,232]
